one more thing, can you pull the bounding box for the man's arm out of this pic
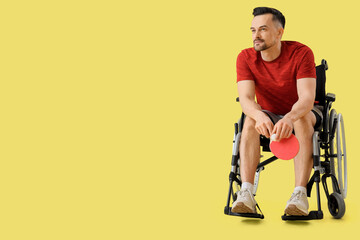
[272,77,316,140]
[237,80,274,138]
[285,78,316,121]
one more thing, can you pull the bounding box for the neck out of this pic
[261,41,282,62]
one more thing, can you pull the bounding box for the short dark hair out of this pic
[253,7,285,29]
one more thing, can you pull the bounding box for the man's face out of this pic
[250,14,282,52]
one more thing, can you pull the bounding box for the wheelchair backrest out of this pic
[315,59,328,107]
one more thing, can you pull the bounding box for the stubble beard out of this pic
[254,40,269,52]
[253,39,276,52]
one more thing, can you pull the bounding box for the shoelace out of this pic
[239,188,251,197]
[239,189,256,204]
[290,191,304,201]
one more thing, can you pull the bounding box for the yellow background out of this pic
[0,0,358,239]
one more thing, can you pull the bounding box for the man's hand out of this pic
[254,112,274,138]
[272,116,294,141]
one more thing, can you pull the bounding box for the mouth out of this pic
[254,40,263,44]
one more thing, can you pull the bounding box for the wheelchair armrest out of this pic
[326,93,336,103]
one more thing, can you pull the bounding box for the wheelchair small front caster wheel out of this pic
[328,192,345,219]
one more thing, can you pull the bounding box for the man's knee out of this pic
[242,116,256,132]
[241,117,260,143]
[294,112,316,138]
[294,112,316,128]
[240,117,260,149]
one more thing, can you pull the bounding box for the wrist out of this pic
[283,114,296,124]
[254,110,266,119]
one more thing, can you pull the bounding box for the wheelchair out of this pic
[224,60,348,220]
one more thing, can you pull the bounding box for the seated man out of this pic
[231,7,322,216]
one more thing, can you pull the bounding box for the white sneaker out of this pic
[284,190,309,216]
[231,188,257,214]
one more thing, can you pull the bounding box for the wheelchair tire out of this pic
[328,192,345,219]
[329,112,347,199]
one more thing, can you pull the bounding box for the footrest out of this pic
[224,206,264,219]
[281,210,323,221]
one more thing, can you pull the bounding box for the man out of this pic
[232,7,323,216]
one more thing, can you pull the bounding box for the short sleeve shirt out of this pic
[236,41,316,115]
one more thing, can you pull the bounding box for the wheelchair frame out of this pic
[224,60,347,220]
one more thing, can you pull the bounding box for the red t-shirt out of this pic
[236,41,316,115]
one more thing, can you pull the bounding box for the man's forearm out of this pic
[239,98,264,120]
[237,80,267,121]
[284,98,314,122]
[284,77,316,123]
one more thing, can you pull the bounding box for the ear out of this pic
[277,27,284,39]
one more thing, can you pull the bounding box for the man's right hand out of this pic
[254,111,274,138]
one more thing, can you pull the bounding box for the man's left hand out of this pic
[271,116,294,141]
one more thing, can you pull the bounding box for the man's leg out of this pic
[240,117,260,183]
[293,111,316,187]
[231,116,260,213]
[284,111,316,215]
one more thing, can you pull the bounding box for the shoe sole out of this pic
[231,202,256,214]
[285,204,308,216]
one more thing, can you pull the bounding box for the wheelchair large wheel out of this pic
[328,192,346,219]
[329,110,347,199]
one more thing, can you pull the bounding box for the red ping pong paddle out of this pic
[269,134,300,160]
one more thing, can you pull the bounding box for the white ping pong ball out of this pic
[271,134,277,141]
